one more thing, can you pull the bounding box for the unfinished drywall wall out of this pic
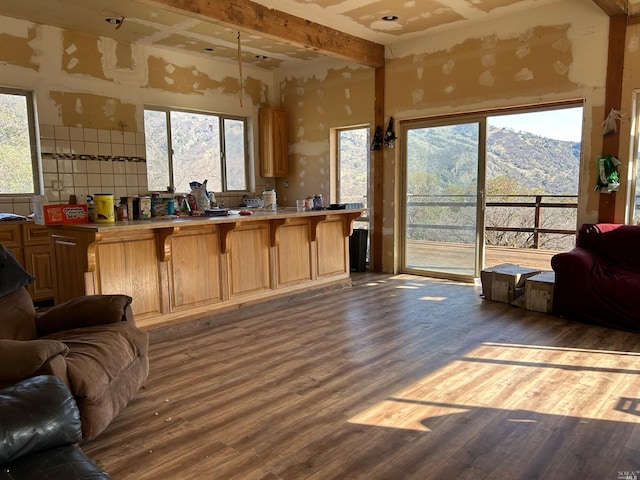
[49,91,136,131]
[386,24,577,111]
[0,24,38,70]
[377,0,609,272]
[0,13,274,209]
[62,30,108,80]
[277,58,375,207]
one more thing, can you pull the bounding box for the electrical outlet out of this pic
[52,179,64,191]
[284,181,289,188]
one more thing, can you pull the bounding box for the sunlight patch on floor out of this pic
[348,341,640,431]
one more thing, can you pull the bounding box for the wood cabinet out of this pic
[47,210,363,330]
[259,107,289,177]
[0,222,54,301]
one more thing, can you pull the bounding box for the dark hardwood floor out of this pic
[82,273,640,479]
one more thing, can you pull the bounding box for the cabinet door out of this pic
[259,108,289,177]
[0,224,22,248]
[24,245,55,301]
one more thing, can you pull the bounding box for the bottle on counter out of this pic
[116,199,128,221]
[263,188,277,211]
[86,195,96,222]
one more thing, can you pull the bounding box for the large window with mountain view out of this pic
[0,88,39,195]
[144,107,248,193]
[402,103,582,280]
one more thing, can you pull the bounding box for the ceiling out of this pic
[0,0,629,70]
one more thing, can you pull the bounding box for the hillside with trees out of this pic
[404,123,580,250]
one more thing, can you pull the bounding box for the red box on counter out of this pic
[36,204,89,225]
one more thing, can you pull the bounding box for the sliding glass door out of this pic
[402,103,582,280]
[403,120,485,280]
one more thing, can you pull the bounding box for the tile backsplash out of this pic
[0,124,258,216]
[39,124,148,203]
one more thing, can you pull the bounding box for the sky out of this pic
[488,107,583,143]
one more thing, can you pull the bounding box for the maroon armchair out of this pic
[551,223,640,331]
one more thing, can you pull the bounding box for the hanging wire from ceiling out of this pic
[237,31,243,108]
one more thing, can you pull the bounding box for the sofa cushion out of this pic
[36,295,133,337]
[43,322,148,403]
[0,287,37,341]
[0,244,34,299]
[0,339,68,382]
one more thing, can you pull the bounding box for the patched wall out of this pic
[0,14,274,211]
[277,61,375,207]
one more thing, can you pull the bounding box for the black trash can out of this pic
[349,229,368,272]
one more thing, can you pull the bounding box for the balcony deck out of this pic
[405,240,563,275]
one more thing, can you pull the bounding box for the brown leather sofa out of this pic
[0,243,149,440]
[0,375,111,479]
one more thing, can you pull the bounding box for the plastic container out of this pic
[263,189,277,211]
[94,193,115,223]
[138,196,152,220]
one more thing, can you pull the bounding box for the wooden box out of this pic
[481,263,541,304]
[525,271,555,313]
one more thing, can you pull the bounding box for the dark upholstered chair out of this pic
[0,243,149,440]
[0,375,111,479]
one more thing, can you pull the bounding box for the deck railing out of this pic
[406,194,578,249]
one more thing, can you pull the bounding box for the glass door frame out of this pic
[626,89,640,224]
[399,115,487,282]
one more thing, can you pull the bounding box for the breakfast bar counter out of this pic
[47,209,363,330]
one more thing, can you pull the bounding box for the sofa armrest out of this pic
[0,339,68,383]
[36,295,134,336]
[0,375,82,465]
[551,247,595,278]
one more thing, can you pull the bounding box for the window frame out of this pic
[144,105,250,194]
[0,87,41,196]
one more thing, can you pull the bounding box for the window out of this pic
[336,126,369,230]
[0,88,39,195]
[144,107,249,193]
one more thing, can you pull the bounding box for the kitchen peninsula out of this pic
[47,209,363,330]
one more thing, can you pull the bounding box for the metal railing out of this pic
[406,194,578,249]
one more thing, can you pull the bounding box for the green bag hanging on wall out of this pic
[595,154,621,193]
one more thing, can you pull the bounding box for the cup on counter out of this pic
[296,199,306,212]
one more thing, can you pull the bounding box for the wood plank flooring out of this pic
[81,273,640,479]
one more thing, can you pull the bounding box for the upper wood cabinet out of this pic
[259,107,289,177]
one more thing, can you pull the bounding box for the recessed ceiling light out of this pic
[105,17,123,25]
[382,15,399,21]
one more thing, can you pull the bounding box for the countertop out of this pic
[44,208,365,233]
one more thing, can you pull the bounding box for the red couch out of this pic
[551,223,640,331]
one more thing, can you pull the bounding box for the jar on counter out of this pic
[263,188,277,211]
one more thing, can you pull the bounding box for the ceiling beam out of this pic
[591,0,627,16]
[134,0,385,68]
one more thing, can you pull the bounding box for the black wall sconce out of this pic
[384,117,396,148]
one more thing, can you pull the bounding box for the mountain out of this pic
[405,123,581,196]
[486,126,580,195]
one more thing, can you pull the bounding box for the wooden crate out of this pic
[525,271,555,313]
[481,263,541,304]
